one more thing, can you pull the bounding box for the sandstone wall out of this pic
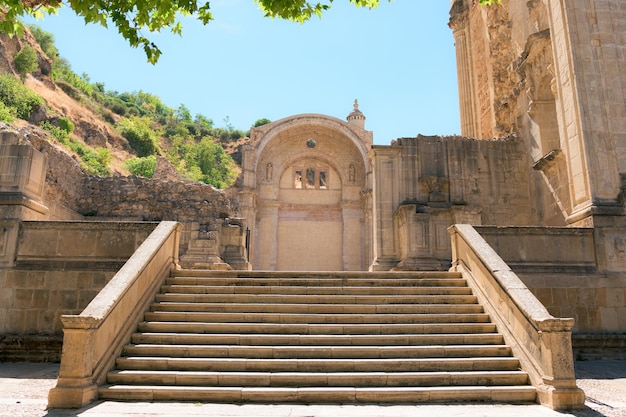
[371,134,533,270]
[77,175,234,252]
[393,134,533,226]
[0,221,157,361]
[478,226,626,334]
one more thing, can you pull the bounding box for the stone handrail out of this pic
[448,224,585,410]
[48,221,182,408]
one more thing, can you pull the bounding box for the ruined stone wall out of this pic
[451,0,626,225]
[451,0,520,139]
[394,135,532,226]
[0,126,85,220]
[77,175,234,252]
[371,134,533,270]
[3,126,235,234]
[77,176,232,228]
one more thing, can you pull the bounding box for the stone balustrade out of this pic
[47,221,181,408]
[448,224,585,410]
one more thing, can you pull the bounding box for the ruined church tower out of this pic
[449,0,626,228]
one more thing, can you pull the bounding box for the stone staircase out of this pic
[98,270,536,404]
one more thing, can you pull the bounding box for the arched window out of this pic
[294,164,328,190]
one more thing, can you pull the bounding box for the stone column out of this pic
[369,146,401,271]
[449,1,479,138]
[361,189,374,270]
[545,0,622,224]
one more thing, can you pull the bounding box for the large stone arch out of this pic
[239,112,373,271]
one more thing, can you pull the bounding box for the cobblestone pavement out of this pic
[1,361,624,417]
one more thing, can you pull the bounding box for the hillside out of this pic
[0,26,251,187]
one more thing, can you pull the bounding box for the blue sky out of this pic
[26,0,460,145]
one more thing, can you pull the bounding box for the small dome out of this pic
[346,99,366,128]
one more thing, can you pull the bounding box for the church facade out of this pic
[0,0,625,363]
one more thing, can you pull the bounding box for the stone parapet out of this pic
[0,221,158,337]
[47,221,181,409]
[449,224,585,410]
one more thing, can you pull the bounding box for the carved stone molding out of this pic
[532,149,563,171]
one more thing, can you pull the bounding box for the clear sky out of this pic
[25,0,461,145]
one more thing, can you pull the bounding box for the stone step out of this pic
[104,269,535,406]
[170,270,463,280]
[130,332,505,346]
[121,344,512,359]
[98,384,537,404]
[154,293,479,305]
[136,321,499,335]
[114,356,523,372]
[159,285,473,296]
[142,311,491,325]
[164,277,469,288]
[106,370,529,387]
[150,302,485,315]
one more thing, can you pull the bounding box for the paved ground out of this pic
[0,361,625,417]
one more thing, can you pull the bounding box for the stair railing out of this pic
[48,221,182,409]
[448,224,585,410]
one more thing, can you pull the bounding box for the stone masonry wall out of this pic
[394,134,533,226]
[77,176,233,230]
[0,221,157,363]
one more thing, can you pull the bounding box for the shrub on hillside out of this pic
[0,73,44,120]
[78,146,111,176]
[0,101,15,123]
[117,116,161,157]
[57,117,75,134]
[41,121,111,176]
[13,46,38,80]
[41,121,70,144]
[125,155,156,178]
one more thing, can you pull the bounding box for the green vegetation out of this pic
[41,121,112,176]
[117,115,162,157]
[0,101,15,123]
[13,46,38,80]
[0,72,43,119]
[57,117,75,134]
[23,25,245,188]
[125,155,157,178]
[168,136,238,188]
[253,118,272,128]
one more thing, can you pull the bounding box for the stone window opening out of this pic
[293,165,328,190]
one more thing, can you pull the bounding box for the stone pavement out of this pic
[0,361,625,417]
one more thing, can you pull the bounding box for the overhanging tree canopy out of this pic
[1,0,500,64]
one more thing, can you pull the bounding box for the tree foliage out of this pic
[253,118,272,128]
[117,115,162,157]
